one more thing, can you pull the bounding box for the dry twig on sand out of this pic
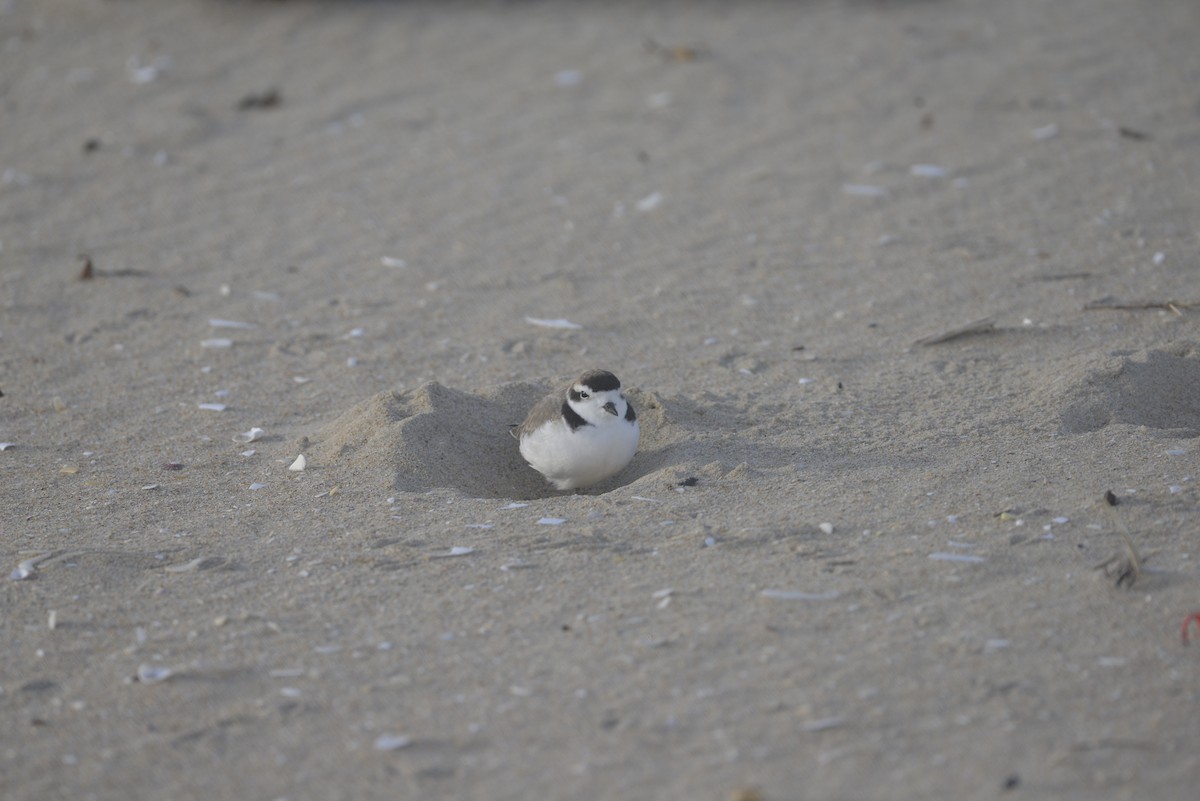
[914,316,997,346]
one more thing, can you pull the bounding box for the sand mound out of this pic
[311,381,693,498]
[1054,343,1200,435]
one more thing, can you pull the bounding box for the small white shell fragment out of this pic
[554,69,582,87]
[381,256,407,268]
[500,502,528,510]
[240,450,255,457]
[537,517,567,525]
[798,377,814,385]
[0,443,14,451]
[164,556,215,573]
[842,183,888,198]
[141,484,159,490]
[1153,251,1165,265]
[818,522,835,535]
[631,496,662,503]
[652,588,673,599]
[373,734,412,751]
[248,482,266,491]
[1052,517,1069,524]
[197,402,226,412]
[446,546,475,556]
[761,589,841,601]
[524,316,582,330]
[11,552,52,581]
[200,338,233,348]
[636,191,663,212]
[233,427,265,443]
[279,687,302,698]
[288,454,307,472]
[126,54,169,85]
[464,523,493,530]
[928,552,987,563]
[136,664,173,684]
[208,318,257,330]
[47,610,57,630]
[1032,123,1059,141]
[910,164,948,178]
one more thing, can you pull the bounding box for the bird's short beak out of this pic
[602,401,618,415]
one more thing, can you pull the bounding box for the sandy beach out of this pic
[2,1,1200,798]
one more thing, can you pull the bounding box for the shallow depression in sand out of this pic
[1058,344,1200,435]
[310,382,686,499]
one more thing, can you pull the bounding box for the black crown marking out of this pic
[577,369,621,393]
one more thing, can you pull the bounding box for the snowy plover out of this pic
[515,369,640,490]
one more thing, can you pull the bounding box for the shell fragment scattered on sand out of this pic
[200,338,233,348]
[0,443,14,451]
[197,402,226,412]
[233,427,265,443]
[381,256,407,268]
[373,734,412,751]
[249,482,266,491]
[803,716,848,732]
[537,517,567,525]
[910,164,948,178]
[635,191,663,212]
[10,552,54,581]
[500,502,528,510]
[761,589,841,601]
[524,316,582,330]
[208,318,257,329]
[136,664,173,684]
[1032,123,1059,141]
[164,556,222,573]
[554,70,581,87]
[928,552,987,563]
[288,454,307,472]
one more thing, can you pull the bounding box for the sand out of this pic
[2,0,1200,798]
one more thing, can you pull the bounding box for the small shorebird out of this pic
[514,369,639,490]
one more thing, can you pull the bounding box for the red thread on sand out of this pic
[1182,613,1200,645]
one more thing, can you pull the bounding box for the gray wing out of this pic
[516,391,565,438]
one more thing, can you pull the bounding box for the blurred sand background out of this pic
[2,0,1200,798]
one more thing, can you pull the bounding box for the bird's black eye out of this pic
[579,391,589,399]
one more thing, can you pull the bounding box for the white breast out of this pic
[519,417,640,490]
